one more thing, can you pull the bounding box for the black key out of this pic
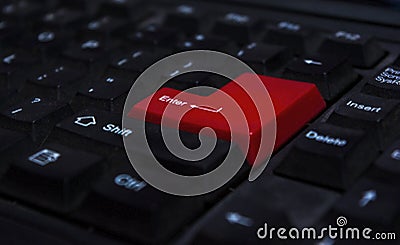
[21,29,73,59]
[99,0,139,17]
[141,123,231,176]
[0,143,103,212]
[362,66,400,99]
[1,1,42,21]
[72,69,138,112]
[0,128,26,153]
[0,97,72,142]
[282,55,358,101]
[275,123,379,190]
[373,140,400,179]
[334,179,400,228]
[318,31,385,68]
[176,33,232,52]
[53,108,133,154]
[40,8,84,29]
[0,50,37,101]
[164,4,201,34]
[27,63,85,100]
[73,163,204,244]
[212,12,258,44]
[0,20,18,43]
[264,21,311,54]
[81,15,125,38]
[236,42,291,74]
[0,199,124,245]
[63,39,110,68]
[110,47,168,72]
[326,93,400,149]
[163,72,210,92]
[128,24,179,46]
[191,176,339,244]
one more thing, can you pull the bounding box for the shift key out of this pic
[53,108,134,154]
[275,123,379,190]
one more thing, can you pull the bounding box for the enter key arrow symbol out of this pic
[190,104,223,113]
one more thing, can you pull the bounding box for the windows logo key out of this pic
[28,149,61,166]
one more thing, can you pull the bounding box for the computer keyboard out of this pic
[1,0,400,244]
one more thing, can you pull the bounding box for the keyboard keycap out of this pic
[129,73,326,165]
[72,68,138,112]
[275,123,379,190]
[318,31,385,67]
[326,93,400,149]
[0,97,72,142]
[191,176,339,244]
[110,47,168,72]
[27,63,85,99]
[0,143,103,212]
[176,34,232,52]
[362,66,400,99]
[373,140,400,179]
[128,24,178,46]
[334,179,400,228]
[63,39,110,67]
[40,8,84,29]
[282,55,358,101]
[236,42,291,74]
[212,12,258,44]
[73,164,204,244]
[0,128,26,152]
[81,16,124,38]
[164,4,201,34]
[54,108,133,154]
[263,21,311,54]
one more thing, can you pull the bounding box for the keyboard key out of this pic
[326,93,400,149]
[191,176,339,244]
[176,34,232,52]
[129,73,326,165]
[54,108,134,154]
[0,128,26,152]
[163,72,210,92]
[63,39,111,68]
[110,47,168,72]
[236,42,291,74]
[373,140,400,179]
[334,179,400,228]
[275,123,379,190]
[128,24,179,46]
[164,4,201,34]
[1,1,42,21]
[263,21,312,54]
[0,97,72,142]
[72,68,138,112]
[27,63,85,99]
[318,31,385,67]
[362,66,400,99]
[212,12,259,44]
[0,143,103,212]
[141,122,231,176]
[282,55,358,101]
[73,164,204,244]
[40,8,84,29]
[99,0,140,17]
[81,16,125,38]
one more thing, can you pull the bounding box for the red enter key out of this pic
[128,73,325,165]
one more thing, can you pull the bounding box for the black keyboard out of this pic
[1,0,400,244]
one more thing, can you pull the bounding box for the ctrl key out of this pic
[72,165,204,244]
[275,124,379,190]
[0,143,104,212]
